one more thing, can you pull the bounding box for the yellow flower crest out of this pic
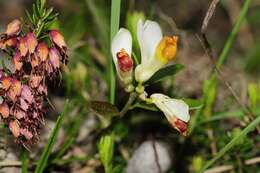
[156,36,178,63]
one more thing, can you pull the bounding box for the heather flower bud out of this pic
[19,98,29,111]
[0,102,9,118]
[13,107,26,119]
[19,37,28,57]
[1,77,12,90]
[49,47,60,69]
[29,75,42,88]
[9,120,20,138]
[0,38,18,49]
[7,79,22,101]
[21,85,34,104]
[31,54,39,68]
[5,19,21,36]
[37,42,49,62]
[13,51,23,71]
[20,129,33,140]
[26,32,38,54]
[49,30,67,49]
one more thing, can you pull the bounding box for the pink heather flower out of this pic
[1,77,12,90]
[9,120,20,138]
[49,30,67,49]
[5,19,22,36]
[21,85,34,104]
[20,128,33,140]
[49,47,60,70]
[13,51,23,71]
[0,38,18,50]
[7,79,22,101]
[19,98,29,111]
[19,37,28,57]
[37,42,49,62]
[13,107,26,119]
[26,32,38,54]
[0,102,9,118]
[29,75,42,88]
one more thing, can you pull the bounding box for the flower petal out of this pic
[137,19,162,64]
[151,93,190,122]
[111,28,132,78]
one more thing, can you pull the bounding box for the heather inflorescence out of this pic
[0,19,67,147]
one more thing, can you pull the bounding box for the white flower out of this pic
[135,19,178,83]
[151,93,190,136]
[111,28,134,85]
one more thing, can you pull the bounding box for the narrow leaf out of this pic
[199,115,260,173]
[34,100,69,173]
[145,64,184,85]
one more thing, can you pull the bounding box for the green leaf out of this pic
[182,98,204,110]
[34,100,69,173]
[90,101,119,128]
[98,133,115,173]
[199,115,260,173]
[145,64,184,85]
[21,150,29,173]
[248,83,259,111]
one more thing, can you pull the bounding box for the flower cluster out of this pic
[111,19,190,135]
[0,19,67,147]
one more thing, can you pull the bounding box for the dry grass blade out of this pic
[201,0,220,33]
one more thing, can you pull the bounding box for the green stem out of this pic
[120,92,137,117]
[216,0,251,69]
[109,0,121,104]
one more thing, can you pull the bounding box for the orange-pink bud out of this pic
[20,128,33,140]
[37,42,49,62]
[1,77,12,90]
[26,32,38,54]
[13,51,23,71]
[19,37,28,57]
[7,79,22,101]
[9,120,20,138]
[0,102,9,118]
[49,48,60,69]
[29,75,42,88]
[49,30,67,49]
[5,19,21,36]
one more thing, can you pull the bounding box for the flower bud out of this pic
[1,77,12,90]
[29,75,42,88]
[19,37,28,57]
[0,102,9,118]
[21,85,34,104]
[49,30,67,49]
[37,42,49,62]
[7,79,22,101]
[26,32,38,54]
[49,47,60,69]
[9,120,20,138]
[0,38,18,50]
[13,51,23,71]
[5,19,21,36]
[31,54,39,68]
[13,107,26,119]
[20,128,33,140]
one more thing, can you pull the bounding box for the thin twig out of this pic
[201,0,221,33]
